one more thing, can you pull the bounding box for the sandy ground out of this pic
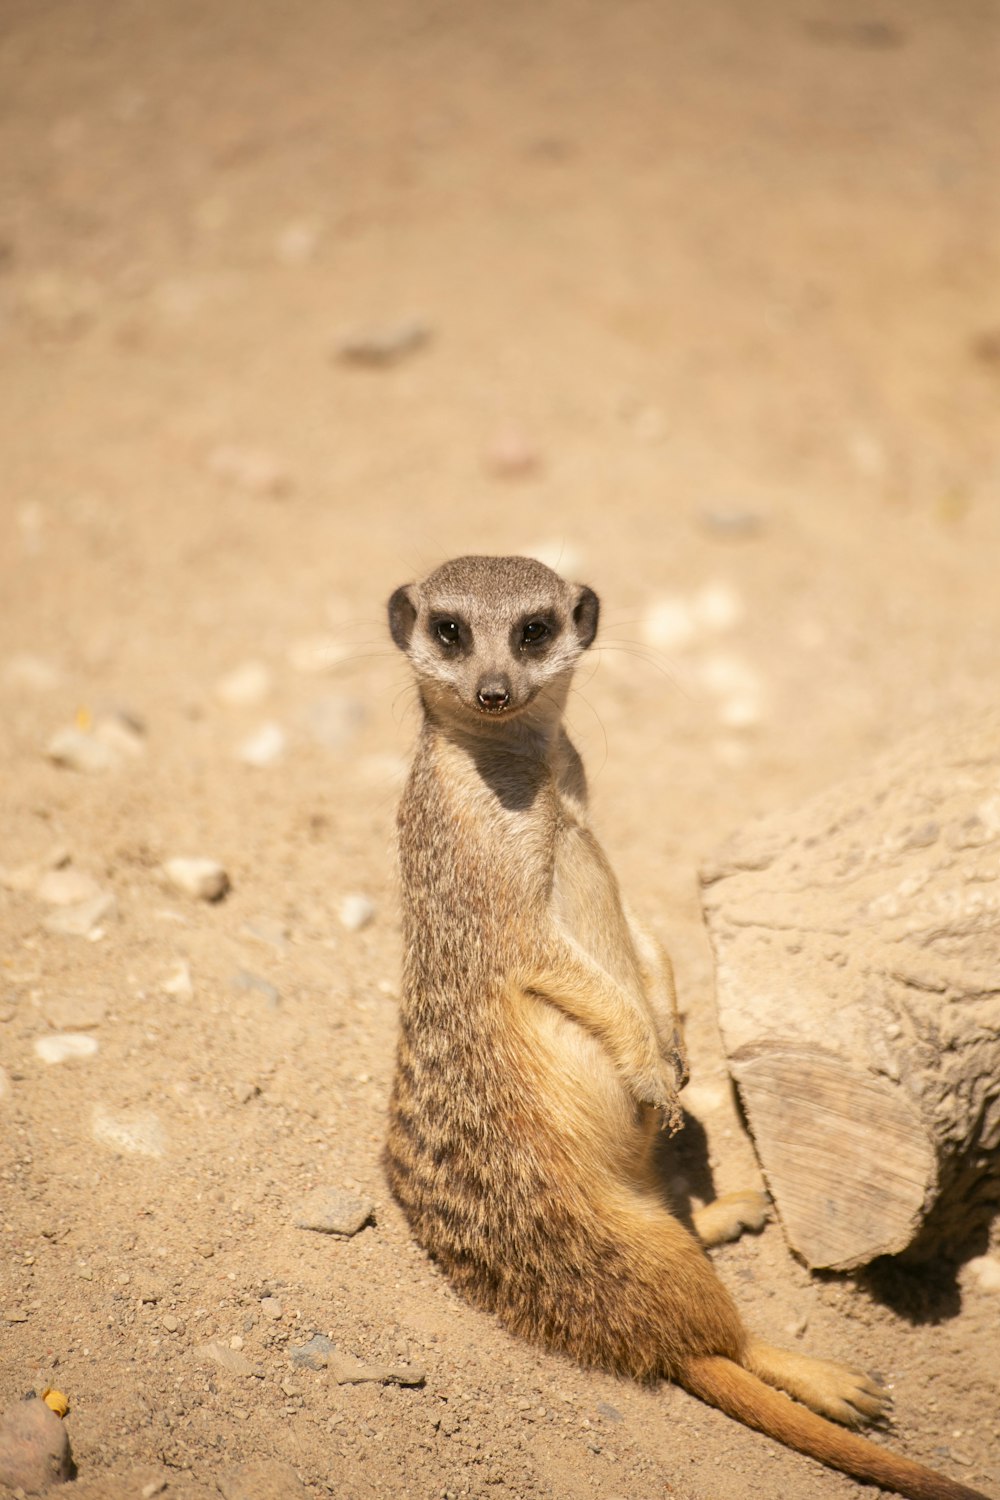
[1,1,999,1496]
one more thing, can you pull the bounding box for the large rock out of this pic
[701,709,1000,1270]
[0,1397,73,1492]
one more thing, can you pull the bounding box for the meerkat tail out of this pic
[679,1356,991,1500]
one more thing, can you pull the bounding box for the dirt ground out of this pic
[2,1,999,1497]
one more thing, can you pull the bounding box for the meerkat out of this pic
[384,554,990,1500]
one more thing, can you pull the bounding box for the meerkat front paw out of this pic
[628,1063,684,1133]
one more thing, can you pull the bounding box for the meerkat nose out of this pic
[476,679,511,712]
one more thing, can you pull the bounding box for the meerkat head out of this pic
[388,555,599,729]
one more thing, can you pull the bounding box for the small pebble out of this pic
[35,868,101,906]
[207,444,292,498]
[193,1341,255,1378]
[275,220,321,265]
[161,1314,181,1334]
[46,726,117,774]
[293,1188,375,1236]
[698,506,764,538]
[967,1255,1000,1294]
[142,1479,169,1499]
[337,894,375,932]
[162,857,229,902]
[303,692,364,750]
[40,994,106,1030]
[484,430,543,479]
[290,1333,335,1370]
[161,961,194,999]
[639,595,699,652]
[230,971,280,1007]
[34,1033,99,1065]
[260,1297,283,1320]
[287,636,351,675]
[237,722,287,768]
[91,1104,166,1158]
[216,661,273,706]
[43,891,117,938]
[5,653,63,692]
[334,318,430,368]
[525,540,585,578]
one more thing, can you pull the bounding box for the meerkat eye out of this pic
[434,618,462,647]
[520,620,550,647]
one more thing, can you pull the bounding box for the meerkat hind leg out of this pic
[745,1339,891,1428]
[692,1189,770,1247]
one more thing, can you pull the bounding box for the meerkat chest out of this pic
[550,816,638,984]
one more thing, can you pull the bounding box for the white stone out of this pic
[162,961,194,999]
[206,444,291,498]
[4,654,63,691]
[524,541,585,578]
[337,894,375,932]
[216,661,273,706]
[35,869,102,906]
[46,726,117,774]
[967,1255,1000,1294]
[35,1033,99,1064]
[639,595,699,652]
[692,581,744,632]
[43,891,117,937]
[91,1105,166,1157]
[237,722,286,768]
[287,636,351,675]
[162,857,229,902]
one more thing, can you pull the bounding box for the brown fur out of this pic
[384,554,990,1500]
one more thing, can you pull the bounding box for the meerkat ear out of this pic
[388,585,418,651]
[572,586,600,650]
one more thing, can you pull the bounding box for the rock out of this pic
[237,722,286,768]
[525,540,585,578]
[697,652,764,728]
[207,444,292,498]
[484,430,543,480]
[35,869,102,906]
[43,891,117,938]
[192,1341,255,1378]
[161,1314,181,1333]
[46,726,118,774]
[0,1396,74,1491]
[286,636,351,675]
[34,1033,99,1064]
[289,1333,335,1370]
[274,220,321,265]
[40,994,106,1029]
[967,1255,1000,1294]
[698,506,765,539]
[337,893,375,932]
[162,857,230,902]
[218,1460,309,1500]
[161,961,193,999]
[702,707,1000,1269]
[5,653,63,692]
[230,971,280,1007]
[327,1348,425,1387]
[215,661,273,706]
[302,693,364,750]
[91,1105,166,1157]
[334,318,430,368]
[293,1187,375,1236]
[260,1297,283,1320]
